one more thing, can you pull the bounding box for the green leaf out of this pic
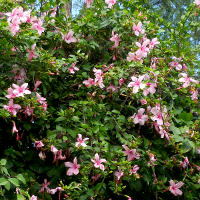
[0,177,8,185]
[0,159,7,165]
[9,178,20,186]
[4,181,10,191]
[16,174,26,184]
[17,194,25,200]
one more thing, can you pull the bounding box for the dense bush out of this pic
[0,0,199,199]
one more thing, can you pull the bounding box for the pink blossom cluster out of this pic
[130,108,148,125]
[151,104,171,140]
[83,68,105,88]
[4,83,31,115]
[180,157,189,169]
[178,73,199,88]
[40,179,64,199]
[132,22,145,36]
[51,145,66,163]
[128,74,157,96]
[127,29,160,63]
[6,7,44,36]
[169,57,185,71]
[122,145,140,161]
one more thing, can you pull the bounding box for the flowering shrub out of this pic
[0,0,199,199]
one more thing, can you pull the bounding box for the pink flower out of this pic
[107,84,118,92]
[62,30,77,44]
[127,52,142,62]
[178,73,199,88]
[91,153,107,171]
[130,165,140,174]
[169,180,184,196]
[180,157,189,169]
[33,80,42,91]
[83,78,95,87]
[149,38,160,49]
[131,108,148,125]
[24,106,34,117]
[27,44,37,62]
[40,179,51,194]
[75,134,89,147]
[85,0,93,8]
[12,83,31,97]
[51,146,66,162]
[32,19,45,36]
[128,75,146,94]
[132,22,145,36]
[119,77,124,86]
[195,0,200,6]
[147,153,157,166]
[114,167,123,181]
[122,145,140,161]
[4,99,21,115]
[143,82,157,96]
[191,90,198,100]
[38,151,46,160]
[34,141,44,150]
[93,68,105,88]
[110,31,119,48]
[65,157,80,175]
[151,106,163,125]
[140,99,147,105]
[6,88,16,99]
[135,40,150,58]
[30,195,37,200]
[170,61,182,71]
[12,121,18,133]
[50,187,64,194]
[68,63,79,74]
[105,0,117,8]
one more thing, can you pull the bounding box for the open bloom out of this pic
[12,83,31,97]
[114,167,123,181]
[130,165,140,174]
[131,108,148,125]
[143,82,157,96]
[40,179,51,194]
[62,30,77,44]
[91,153,107,171]
[169,180,184,196]
[105,0,117,8]
[132,22,145,36]
[122,145,140,161]
[135,40,150,58]
[65,157,80,175]
[128,75,146,94]
[4,99,21,115]
[75,134,89,147]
